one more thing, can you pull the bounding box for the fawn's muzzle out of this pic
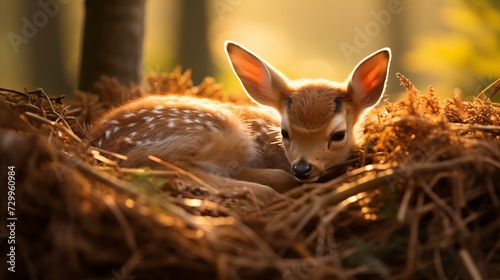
[292,160,312,180]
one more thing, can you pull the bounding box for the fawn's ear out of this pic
[225,41,290,110]
[347,48,391,110]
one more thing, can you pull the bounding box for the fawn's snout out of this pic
[292,160,312,180]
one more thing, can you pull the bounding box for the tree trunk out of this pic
[24,1,71,95]
[78,0,145,92]
[179,0,212,84]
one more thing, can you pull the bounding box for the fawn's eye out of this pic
[281,129,290,140]
[330,130,346,142]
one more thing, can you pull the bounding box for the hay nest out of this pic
[1,70,499,280]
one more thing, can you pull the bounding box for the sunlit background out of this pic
[0,0,499,101]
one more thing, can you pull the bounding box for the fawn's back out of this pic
[89,95,289,174]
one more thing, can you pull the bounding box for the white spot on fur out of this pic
[144,116,155,123]
[168,121,176,128]
[104,130,112,139]
[152,105,164,114]
[206,121,216,131]
[148,123,156,129]
[110,120,119,125]
[128,123,136,127]
[217,114,226,121]
[123,113,135,118]
[130,132,137,137]
[124,137,134,144]
[96,138,103,147]
[113,126,120,133]
[138,109,148,114]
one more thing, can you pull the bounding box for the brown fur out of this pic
[287,82,346,130]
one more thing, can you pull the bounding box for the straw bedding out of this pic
[0,69,499,279]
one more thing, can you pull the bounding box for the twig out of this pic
[397,181,414,223]
[458,248,483,280]
[419,175,471,233]
[59,152,138,197]
[404,192,423,277]
[24,111,82,143]
[148,155,220,195]
[449,123,500,135]
[433,248,447,280]
[479,77,500,99]
[0,87,30,98]
[34,88,72,130]
[90,147,128,161]
[97,166,177,177]
[24,111,55,125]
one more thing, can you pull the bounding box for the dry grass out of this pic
[0,70,499,280]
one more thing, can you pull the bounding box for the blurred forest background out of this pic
[0,0,499,101]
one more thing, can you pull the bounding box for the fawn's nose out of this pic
[293,160,312,180]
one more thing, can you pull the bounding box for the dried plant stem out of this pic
[0,87,30,98]
[479,77,500,99]
[91,147,128,161]
[404,192,424,277]
[148,155,220,195]
[33,88,72,130]
[420,176,471,238]
[59,152,138,197]
[25,111,82,143]
[397,182,414,222]
[98,166,177,177]
[459,248,483,280]
[433,248,447,280]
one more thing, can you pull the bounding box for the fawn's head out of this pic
[226,41,391,183]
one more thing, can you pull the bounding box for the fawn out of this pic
[88,41,391,202]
